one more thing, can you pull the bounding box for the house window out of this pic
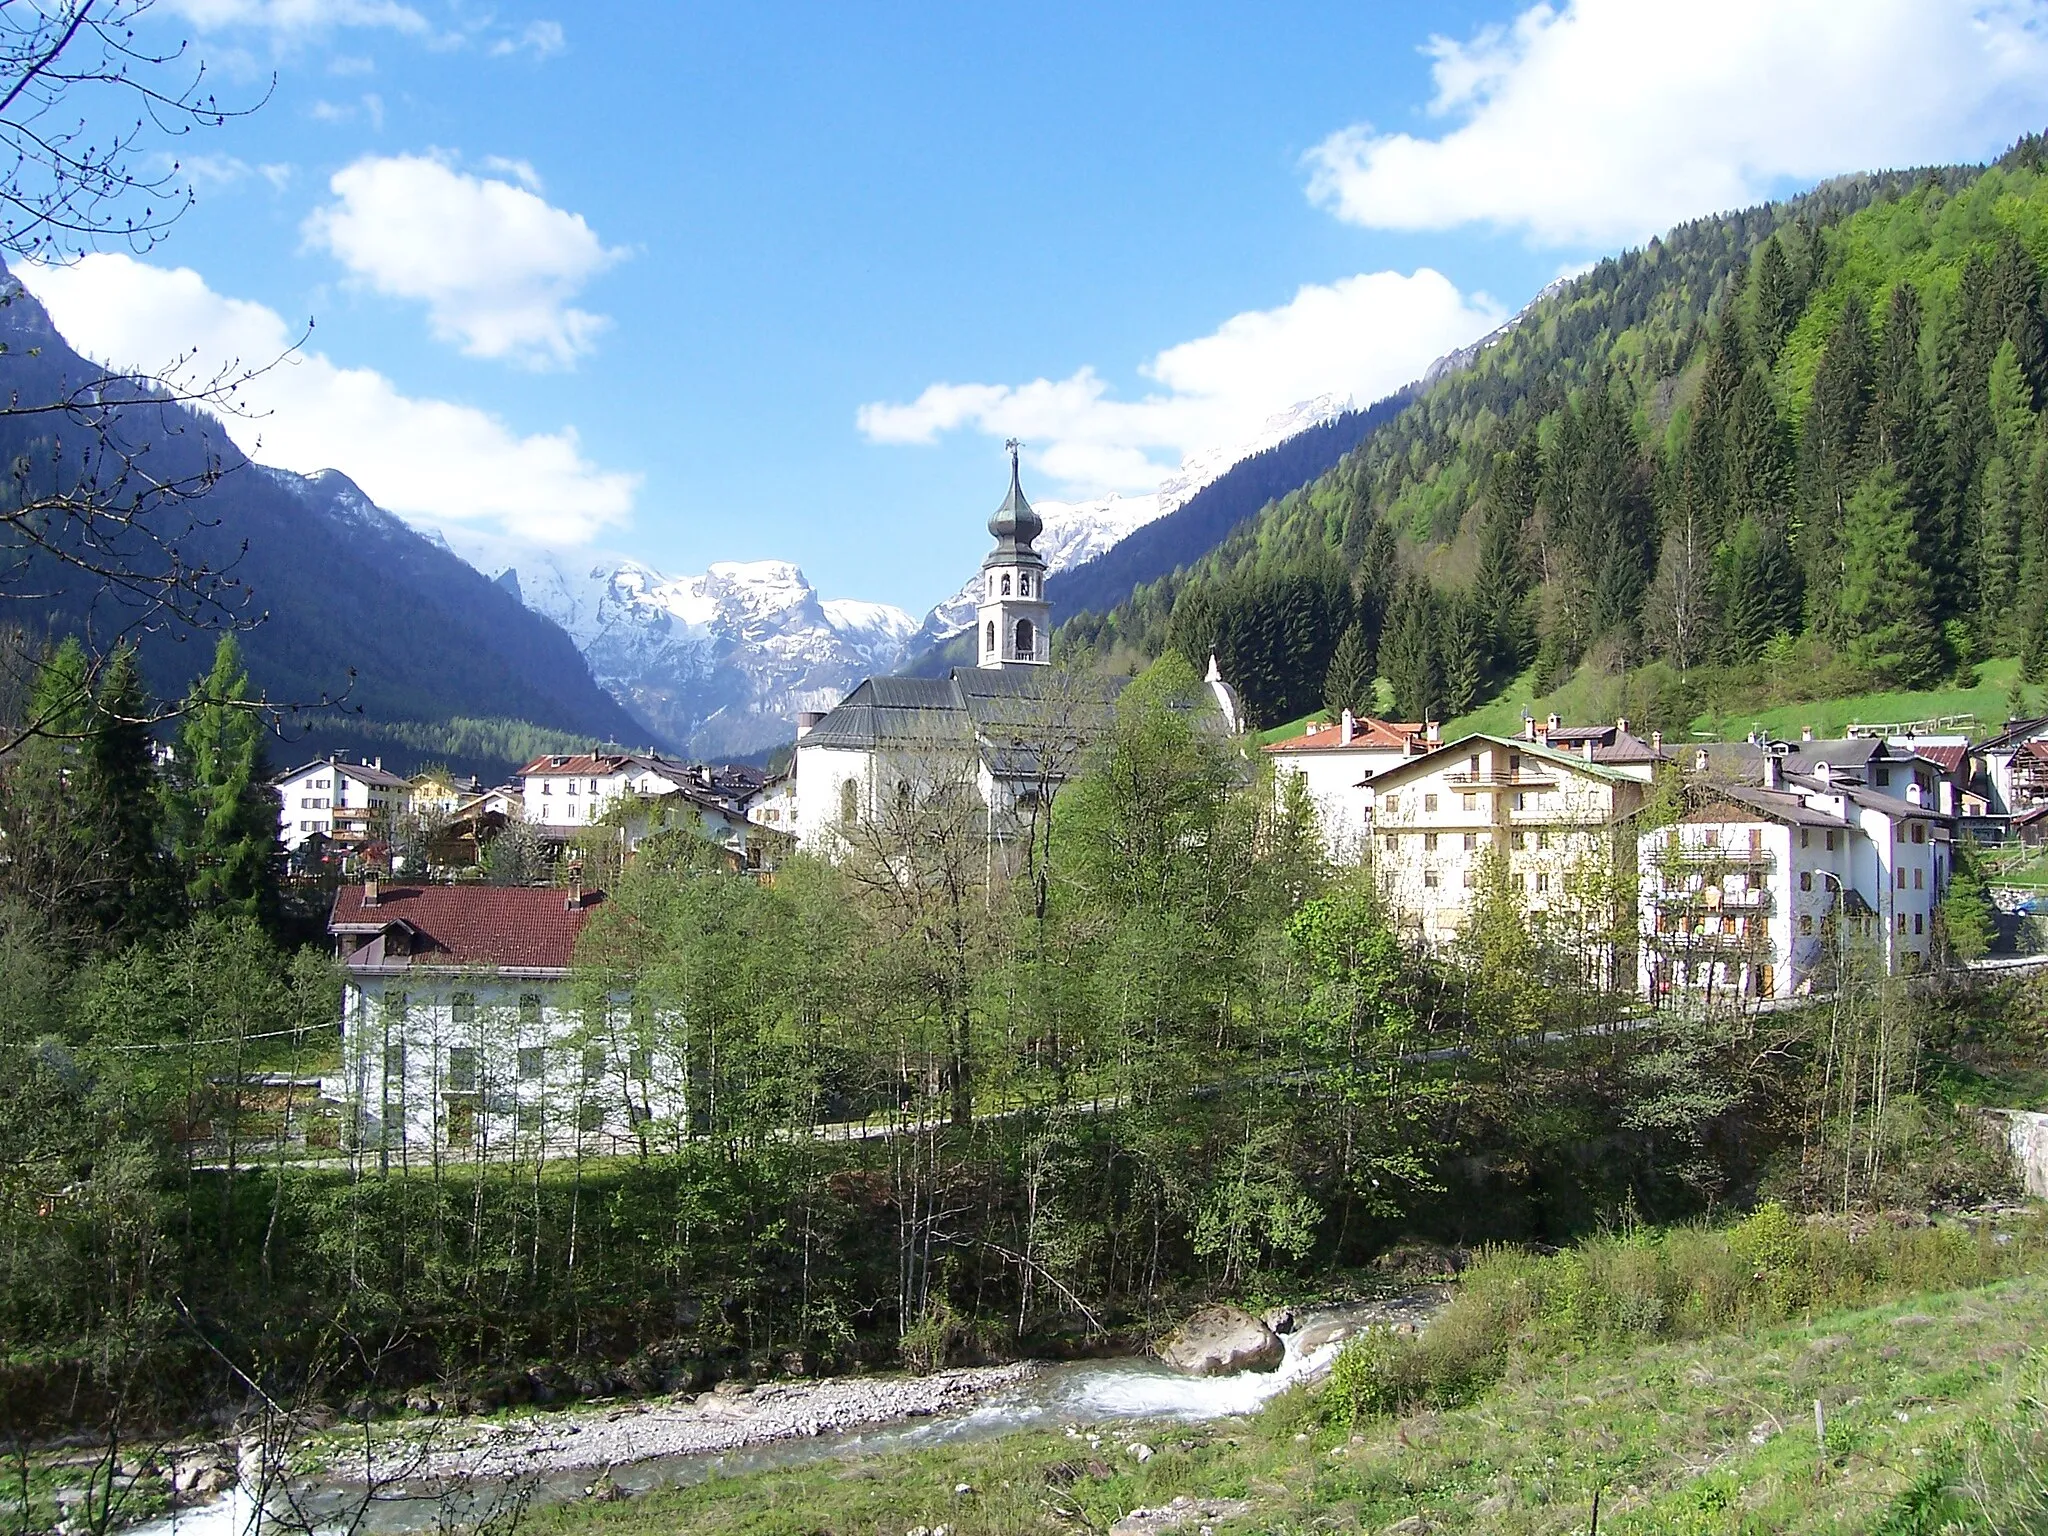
[1913,867,1923,889]
[1384,834,1398,852]
[519,993,543,1026]
[1897,868,1907,889]
[567,780,579,794]
[840,778,859,823]
[447,1047,478,1092]
[1424,794,1438,813]
[1514,792,1526,811]
[452,991,475,1024]
[1463,868,1475,889]
[384,1042,405,1080]
[630,1048,652,1080]
[1015,618,1034,656]
[1800,829,1810,848]
[518,1046,546,1080]
[542,782,552,795]
[1914,913,1924,935]
[1383,794,1399,813]
[583,1047,606,1083]
[1423,870,1439,889]
[1896,822,1907,843]
[1512,831,1526,850]
[1536,830,1549,850]
[381,990,408,1022]
[1912,823,1925,844]
[1424,832,1438,852]
[1897,913,1908,933]
[1800,915,1814,935]
[1826,830,1838,850]
[1800,871,1812,892]
[1535,873,1550,894]
[517,1103,544,1133]
[1877,768,1892,787]
[1462,833,1478,851]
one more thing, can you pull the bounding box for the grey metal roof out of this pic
[984,450,1046,566]
[802,667,1130,777]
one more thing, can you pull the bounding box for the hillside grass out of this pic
[518,1214,2048,1536]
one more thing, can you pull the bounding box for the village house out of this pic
[1367,732,1654,955]
[515,750,696,834]
[1639,746,1953,1003]
[327,879,683,1154]
[407,767,481,819]
[794,448,1241,858]
[273,756,411,853]
[1261,713,1432,857]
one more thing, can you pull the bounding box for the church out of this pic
[793,446,1241,854]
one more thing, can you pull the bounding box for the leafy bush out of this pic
[1322,1206,2048,1429]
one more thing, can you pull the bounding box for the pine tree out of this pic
[1723,370,1795,530]
[1322,623,1374,721]
[1991,231,2047,397]
[1798,294,1872,624]
[84,645,181,940]
[1716,514,1799,661]
[1752,236,1805,363]
[1837,468,1946,688]
[166,635,280,924]
[1977,453,2022,651]
[1379,580,1443,722]
[1472,454,1534,670]
[1440,597,1484,718]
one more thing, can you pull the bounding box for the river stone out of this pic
[1156,1305,1283,1376]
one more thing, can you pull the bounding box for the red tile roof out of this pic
[1263,717,1427,753]
[329,884,602,971]
[1911,744,1968,773]
[516,753,635,777]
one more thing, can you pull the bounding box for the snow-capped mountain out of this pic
[445,532,917,758]
[911,393,1355,648]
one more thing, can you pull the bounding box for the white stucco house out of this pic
[273,756,410,853]
[515,750,696,834]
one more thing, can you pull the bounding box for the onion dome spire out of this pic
[987,438,1043,554]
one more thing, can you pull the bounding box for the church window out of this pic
[1015,618,1034,656]
[1020,574,1031,595]
[1002,573,1012,596]
[840,778,859,824]
[985,621,995,654]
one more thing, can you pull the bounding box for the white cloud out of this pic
[180,154,294,192]
[17,254,639,545]
[160,0,430,36]
[303,152,624,367]
[1304,0,2048,247]
[490,19,565,59]
[858,270,1503,495]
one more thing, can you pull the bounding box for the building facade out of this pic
[1639,756,1953,1003]
[274,757,410,853]
[515,751,693,833]
[327,881,686,1153]
[1367,733,1653,954]
[1262,713,1432,859]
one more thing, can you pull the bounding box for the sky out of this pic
[19,0,2048,617]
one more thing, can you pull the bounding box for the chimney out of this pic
[1764,755,1782,790]
[796,711,824,740]
[1522,712,1536,741]
[1615,716,1629,736]
[1651,730,1663,753]
[1801,725,1814,742]
[1340,709,1356,746]
[1425,720,1441,746]
[363,874,380,907]
[565,878,585,911]
[1582,740,1594,763]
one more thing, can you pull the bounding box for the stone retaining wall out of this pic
[1981,1109,2048,1199]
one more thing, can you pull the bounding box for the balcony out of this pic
[1659,846,1776,871]
[1653,886,1774,912]
[1442,769,1559,789]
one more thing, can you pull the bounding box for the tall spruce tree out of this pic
[1752,236,1806,363]
[1716,514,1800,660]
[166,636,280,924]
[1321,623,1374,721]
[1837,468,1945,687]
[84,645,181,941]
[1799,294,1872,626]
[1379,580,1444,722]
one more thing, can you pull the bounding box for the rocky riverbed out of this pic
[360,1362,1042,1485]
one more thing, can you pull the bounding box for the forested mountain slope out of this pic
[1063,140,2048,732]
[0,266,645,771]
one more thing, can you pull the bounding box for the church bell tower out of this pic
[977,440,1050,669]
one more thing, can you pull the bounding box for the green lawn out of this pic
[517,1266,2048,1536]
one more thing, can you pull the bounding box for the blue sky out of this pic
[22,0,2048,615]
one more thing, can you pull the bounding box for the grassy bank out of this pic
[513,1213,2048,1536]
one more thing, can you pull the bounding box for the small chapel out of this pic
[791,445,1241,854]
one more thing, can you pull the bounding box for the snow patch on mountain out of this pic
[444,531,917,758]
[914,393,1355,647]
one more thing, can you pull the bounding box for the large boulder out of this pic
[1155,1305,1283,1376]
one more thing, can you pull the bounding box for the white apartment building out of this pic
[1368,733,1654,952]
[1640,753,1954,1003]
[1262,712,1432,858]
[328,880,687,1153]
[273,756,411,852]
[515,750,693,833]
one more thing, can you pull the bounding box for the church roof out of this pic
[985,447,1045,563]
[802,667,1129,775]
